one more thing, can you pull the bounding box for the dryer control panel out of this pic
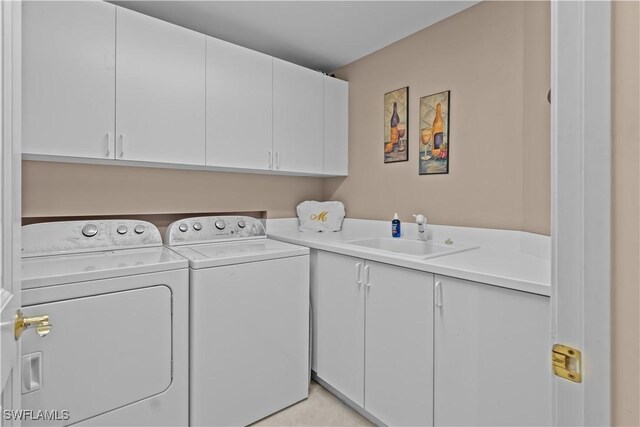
[165,216,266,247]
[22,220,163,258]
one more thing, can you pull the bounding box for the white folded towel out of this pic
[296,201,346,232]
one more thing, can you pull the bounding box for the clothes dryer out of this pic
[21,220,188,426]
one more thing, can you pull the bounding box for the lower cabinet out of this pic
[313,251,433,426]
[313,251,365,406]
[312,250,552,427]
[433,275,551,426]
[365,261,433,426]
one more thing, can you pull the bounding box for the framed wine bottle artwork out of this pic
[383,87,408,163]
[419,90,450,174]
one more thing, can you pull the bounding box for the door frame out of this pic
[551,1,611,425]
[1,0,23,420]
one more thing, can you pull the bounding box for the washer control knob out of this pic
[215,220,226,230]
[134,225,145,234]
[82,224,98,237]
[237,219,246,229]
[193,222,202,231]
[178,223,188,233]
[116,225,128,235]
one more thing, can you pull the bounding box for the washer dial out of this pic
[82,224,98,237]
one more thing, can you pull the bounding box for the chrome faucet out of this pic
[413,214,427,240]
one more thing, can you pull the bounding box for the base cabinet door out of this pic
[23,1,116,159]
[116,7,205,165]
[434,275,551,426]
[314,251,365,406]
[365,262,434,426]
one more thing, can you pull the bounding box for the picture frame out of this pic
[383,87,409,163]
[419,90,450,175]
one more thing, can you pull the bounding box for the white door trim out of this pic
[551,1,611,425]
[1,0,23,419]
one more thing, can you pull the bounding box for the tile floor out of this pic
[252,381,373,426]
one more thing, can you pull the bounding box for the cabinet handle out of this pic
[106,132,112,157]
[355,263,362,285]
[118,134,125,158]
[268,151,273,169]
[435,281,443,308]
[275,152,280,169]
[364,265,371,287]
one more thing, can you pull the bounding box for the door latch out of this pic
[15,310,52,340]
[552,344,582,383]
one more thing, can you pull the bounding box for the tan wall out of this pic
[522,2,551,235]
[326,1,550,234]
[21,161,324,219]
[612,1,640,425]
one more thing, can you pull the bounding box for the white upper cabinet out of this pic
[273,59,324,174]
[116,8,205,165]
[22,3,348,175]
[323,76,349,176]
[23,1,116,159]
[206,38,273,170]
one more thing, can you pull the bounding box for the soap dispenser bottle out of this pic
[391,213,401,238]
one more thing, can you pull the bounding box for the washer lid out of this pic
[168,238,309,269]
[22,246,187,289]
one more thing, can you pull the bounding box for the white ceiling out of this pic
[111,1,480,71]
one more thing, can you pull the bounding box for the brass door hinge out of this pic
[552,344,582,383]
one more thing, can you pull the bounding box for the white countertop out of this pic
[267,218,551,296]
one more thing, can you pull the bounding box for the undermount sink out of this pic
[340,237,478,259]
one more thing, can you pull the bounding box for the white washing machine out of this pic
[165,216,310,427]
[20,220,189,427]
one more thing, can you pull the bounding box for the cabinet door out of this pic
[434,276,551,426]
[23,1,116,159]
[314,251,365,406]
[323,76,349,176]
[365,262,434,426]
[116,8,205,165]
[206,38,273,170]
[273,59,323,174]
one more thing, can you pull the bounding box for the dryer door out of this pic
[20,285,172,426]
